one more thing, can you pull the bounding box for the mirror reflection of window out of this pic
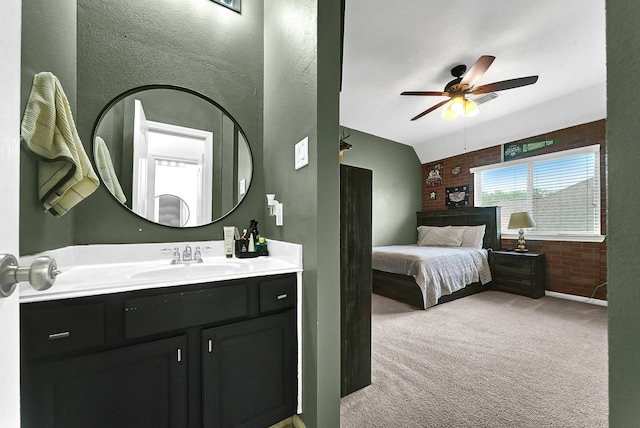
[153,160,199,227]
[155,194,190,227]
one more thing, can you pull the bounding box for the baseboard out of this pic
[545,290,608,307]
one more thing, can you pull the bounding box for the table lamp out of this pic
[508,212,536,252]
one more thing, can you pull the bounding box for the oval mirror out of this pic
[92,85,253,227]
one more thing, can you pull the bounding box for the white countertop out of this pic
[19,239,303,303]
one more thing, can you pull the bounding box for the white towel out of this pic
[21,72,99,217]
[94,136,127,204]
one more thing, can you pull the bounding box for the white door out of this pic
[145,122,213,226]
[132,99,151,220]
[0,0,23,426]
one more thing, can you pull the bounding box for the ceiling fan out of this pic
[401,55,538,121]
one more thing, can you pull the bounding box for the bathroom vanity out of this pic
[19,241,303,428]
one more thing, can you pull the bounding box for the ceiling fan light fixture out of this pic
[463,98,479,117]
[450,96,465,114]
[442,97,479,119]
[442,103,458,119]
[401,55,538,122]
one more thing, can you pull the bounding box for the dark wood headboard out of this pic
[416,207,501,251]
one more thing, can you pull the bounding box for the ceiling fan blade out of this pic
[401,91,449,96]
[459,55,495,88]
[471,76,539,94]
[410,99,450,121]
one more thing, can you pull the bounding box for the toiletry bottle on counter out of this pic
[223,226,235,258]
[248,234,255,252]
[256,237,268,255]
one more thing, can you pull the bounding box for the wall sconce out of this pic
[266,194,283,226]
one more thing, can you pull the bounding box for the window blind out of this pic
[472,145,600,237]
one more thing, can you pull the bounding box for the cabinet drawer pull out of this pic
[48,331,70,340]
[177,348,182,362]
[208,339,213,353]
[277,294,288,300]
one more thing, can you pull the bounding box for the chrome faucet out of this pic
[167,244,203,264]
[183,245,193,262]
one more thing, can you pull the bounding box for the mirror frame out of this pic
[91,84,254,228]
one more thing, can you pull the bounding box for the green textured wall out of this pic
[264,1,341,427]
[341,128,422,246]
[20,0,265,253]
[606,1,640,425]
[73,0,264,246]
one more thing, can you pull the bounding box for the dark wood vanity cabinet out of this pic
[202,311,296,428]
[22,335,188,428]
[20,273,298,428]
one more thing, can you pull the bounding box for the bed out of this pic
[372,206,501,309]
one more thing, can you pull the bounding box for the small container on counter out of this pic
[234,236,269,258]
[255,237,269,256]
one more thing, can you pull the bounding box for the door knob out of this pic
[0,254,61,297]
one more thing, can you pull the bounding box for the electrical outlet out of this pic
[295,137,309,170]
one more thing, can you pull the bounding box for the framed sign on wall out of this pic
[426,163,443,187]
[445,184,469,208]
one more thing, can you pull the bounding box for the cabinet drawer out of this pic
[492,256,532,275]
[259,276,296,313]
[493,275,533,292]
[22,303,105,360]
[125,283,248,339]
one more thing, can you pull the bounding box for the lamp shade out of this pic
[508,212,536,229]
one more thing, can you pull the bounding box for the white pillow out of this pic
[452,225,487,249]
[417,225,438,244]
[417,226,465,247]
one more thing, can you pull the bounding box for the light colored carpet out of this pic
[340,291,608,428]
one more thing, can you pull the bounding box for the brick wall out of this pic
[421,119,607,301]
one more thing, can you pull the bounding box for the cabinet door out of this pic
[22,335,188,428]
[202,311,296,428]
[340,164,372,396]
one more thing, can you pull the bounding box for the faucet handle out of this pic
[171,247,181,264]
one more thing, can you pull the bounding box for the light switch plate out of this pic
[295,137,309,170]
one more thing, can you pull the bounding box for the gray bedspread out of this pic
[372,245,492,308]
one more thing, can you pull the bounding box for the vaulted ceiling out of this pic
[339,0,607,163]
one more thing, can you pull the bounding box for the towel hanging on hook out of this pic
[21,72,99,216]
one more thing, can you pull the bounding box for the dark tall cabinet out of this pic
[340,164,372,397]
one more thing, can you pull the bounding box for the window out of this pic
[470,145,603,242]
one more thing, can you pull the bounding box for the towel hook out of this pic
[0,254,61,297]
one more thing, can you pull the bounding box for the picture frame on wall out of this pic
[445,184,469,208]
[426,163,443,187]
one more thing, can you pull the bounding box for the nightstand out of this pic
[489,251,546,298]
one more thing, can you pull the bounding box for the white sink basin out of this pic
[122,260,247,281]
